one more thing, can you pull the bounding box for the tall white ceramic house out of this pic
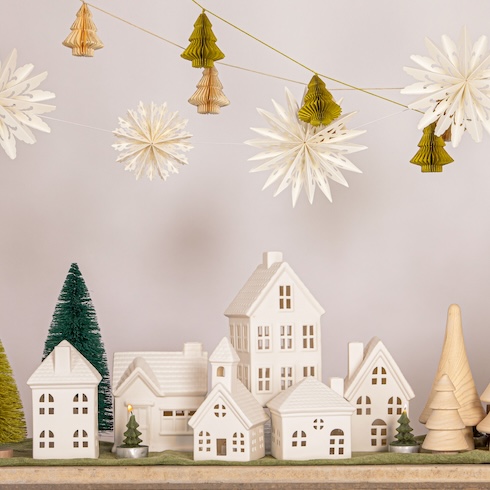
[224,251,325,406]
[112,343,208,452]
[189,338,269,462]
[267,377,355,460]
[27,340,102,459]
[344,337,415,452]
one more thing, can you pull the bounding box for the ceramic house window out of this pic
[279,285,292,309]
[217,366,225,377]
[388,396,403,415]
[232,432,245,453]
[237,364,243,382]
[313,418,324,430]
[230,324,235,348]
[280,324,293,350]
[291,430,307,447]
[303,366,315,378]
[236,324,243,351]
[356,396,372,415]
[214,404,227,418]
[39,393,55,415]
[371,419,388,447]
[243,325,249,352]
[259,428,264,450]
[73,429,89,448]
[243,365,250,389]
[329,429,345,455]
[73,393,89,415]
[280,366,293,390]
[198,431,212,452]
[302,325,315,349]
[257,325,271,350]
[39,430,54,448]
[371,366,387,385]
[161,409,195,434]
[257,367,271,392]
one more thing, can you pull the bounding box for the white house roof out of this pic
[267,377,354,414]
[27,340,102,386]
[224,252,324,317]
[344,337,415,402]
[209,337,240,363]
[113,345,208,397]
[189,379,269,430]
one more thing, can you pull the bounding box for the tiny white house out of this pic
[189,337,269,462]
[27,340,101,459]
[112,342,208,452]
[267,377,355,460]
[344,337,415,452]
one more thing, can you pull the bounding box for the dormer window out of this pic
[279,285,292,309]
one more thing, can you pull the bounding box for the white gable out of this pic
[209,337,239,363]
[344,337,415,401]
[27,340,101,386]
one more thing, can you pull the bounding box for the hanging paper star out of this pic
[402,27,490,147]
[0,49,55,159]
[113,102,192,181]
[246,88,366,207]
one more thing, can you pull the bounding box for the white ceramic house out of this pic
[189,337,269,461]
[224,251,325,407]
[112,342,208,452]
[344,337,415,452]
[27,340,102,459]
[267,377,355,460]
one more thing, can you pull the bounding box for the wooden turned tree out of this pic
[420,304,485,449]
[422,374,468,453]
[476,384,490,440]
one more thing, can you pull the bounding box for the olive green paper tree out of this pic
[0,339,26,443]
[43,263,113,431]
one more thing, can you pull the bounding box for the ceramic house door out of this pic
[131,405,151,445]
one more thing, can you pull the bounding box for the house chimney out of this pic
[348,342,364,379]
[183,342,203,357]
[329,377,344,397]
[54,344,71,375]
[263,251,283,269]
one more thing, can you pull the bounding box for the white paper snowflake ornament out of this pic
[246,88,366,207]
[0,49,55,159]
[402,27,490,147]
[113,101,192,181]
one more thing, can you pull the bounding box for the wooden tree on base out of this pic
[188,67,230,114]
[422,374,468,453]
[420,304,484,449]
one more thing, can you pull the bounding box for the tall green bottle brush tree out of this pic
[43,263,113,431]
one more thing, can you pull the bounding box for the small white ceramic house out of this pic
[189,337,269,462]
[224,251,325,407]
[267,377,355,460]
[27,340,102,459]
[112,342,208,452]
[344,337,415,452]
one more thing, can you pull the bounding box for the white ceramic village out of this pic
[25,252,489,461]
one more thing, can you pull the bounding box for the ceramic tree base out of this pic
[389,444,420,453]
[115,446,148,459]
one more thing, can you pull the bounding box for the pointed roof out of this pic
[344,337,415,402]
[267,377,354,414]
[224,252,324,317]
[419,304,485,425]
[209,337,239,363]
[27,340,101,386]
[113,345,208,397]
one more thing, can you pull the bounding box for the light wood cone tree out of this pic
[62,3,104,57]
[188,67,230,114]
[420,304,484,449]
[422,374,468,453]
[476,384,490,437]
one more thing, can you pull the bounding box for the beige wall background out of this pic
[2,0,490,438]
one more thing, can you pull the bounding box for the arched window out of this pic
[356,396,371,415]
[73,393,89,415]
[217,366,225,377]
[73,429,89,448]
[291,430,307,447]
[388,396,403,415]
[198,431,211,452]
[329,429,345,455]
[371,419,387,447]
[214,403,226,417]
[39,430,54,448]
[39,393,54,415]
[232,432,245,453]
[372,366,387,385]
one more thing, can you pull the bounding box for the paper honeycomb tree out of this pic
[188,66,230,114]
[410,122,454,172]
[62,3,104,57]
[422,374,468,453]
[298,74,341,127]
[181,12,224,68]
